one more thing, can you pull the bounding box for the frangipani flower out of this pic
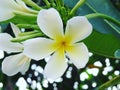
[0,0,36,22]
[23,8,92,79]
[0,23,31,76]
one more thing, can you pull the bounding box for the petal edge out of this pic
[37,8,64,40]
[2,53,30,76]
[65,16,92,43]
[66,43,89,69]
[44,49,68,80]
[23,38,57,60]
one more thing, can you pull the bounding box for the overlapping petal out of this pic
[66,43,89,69]
[2,53,30,76]
[0,33,23,52]
[0,0,32,22]
[18,55,31,75]
[0,8,14,22]
[0,0,19,22]
[37,8,64,40]
[44,49,68,79]
[65,16,92,44]
[16,0,29,9]
[16,0,34,13]
[10,23,21,37]
[23,38,57,60]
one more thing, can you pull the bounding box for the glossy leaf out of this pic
[64,0,120,34]
[83,30,120,58]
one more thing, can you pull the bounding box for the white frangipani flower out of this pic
[0,23,31,76]
[0,0,36,22]
[23,8,93,79]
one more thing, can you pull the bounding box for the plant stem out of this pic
[11,33,44,42]
[50,0,56,7]
[17,24,40,30]
[69,0,86,16]
[61,0,64,6]
[14,11,37,18]
[85,2,120,35]
[56,0,61,10]
[22,0,42,10]
[18,31,40,36]
[43,0,51,7]
[86,13,120,27]
[98,75,120,90]
[105,20,120,34]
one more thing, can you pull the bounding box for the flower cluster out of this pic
[0,23,31,76]
[0,0,92,80]
[0,0,37,22]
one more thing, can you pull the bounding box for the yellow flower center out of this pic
[61,41,66,47]
[54,37,71,51]
[58,39,70,50]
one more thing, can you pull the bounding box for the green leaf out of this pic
[64,0,120,34]
[83,30,120,59]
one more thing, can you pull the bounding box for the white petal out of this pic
[37,8,64,40]
[10,23,21,37]
[23,38,57,60]
[19,55,31,75]
[66,43,89,69]
[65,16,92,43]
[44,49,68,80]
[0,0,19,22]
[0,33,23,52]
[0,8,14,22]
[0,0,31,22]
[2,53,31,76]
[16,0,28,8]
[16,0,34,12]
